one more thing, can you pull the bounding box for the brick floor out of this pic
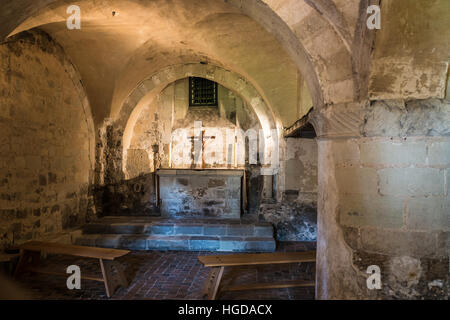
[13,242,316,300]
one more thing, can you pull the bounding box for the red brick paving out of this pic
[12,242,316,300]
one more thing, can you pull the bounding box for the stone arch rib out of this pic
[115,63,281,179]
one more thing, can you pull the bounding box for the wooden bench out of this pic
[0,252,20,276]
[14,241,130,298]
[198,251,316,300]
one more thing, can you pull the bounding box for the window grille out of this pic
[189,77,218,107]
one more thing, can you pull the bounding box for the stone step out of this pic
[82,220,274,239]
[74,234,276,252]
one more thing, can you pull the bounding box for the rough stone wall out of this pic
[260,202,317,242]
[312,99,449,300]
[260,138,318,242]
[94,174,158,217]
[0,31,94,250]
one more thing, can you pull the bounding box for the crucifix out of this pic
[188,127,216,169]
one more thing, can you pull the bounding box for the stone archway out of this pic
[115,63,282,181]
[2,0,354,109]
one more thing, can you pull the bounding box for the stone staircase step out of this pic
[82,221,274,238]
[73,234,276,252]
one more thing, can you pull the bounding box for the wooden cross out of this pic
[188,130,216,169]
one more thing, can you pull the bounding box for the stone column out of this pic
[310,99,450,300]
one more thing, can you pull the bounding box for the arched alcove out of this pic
[118,64,282,179]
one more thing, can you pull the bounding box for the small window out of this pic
[189,77,218,107]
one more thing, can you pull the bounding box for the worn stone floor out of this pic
[12,242,316,300]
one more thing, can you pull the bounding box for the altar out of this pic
[156,169,245,219]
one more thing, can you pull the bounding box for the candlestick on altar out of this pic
[169,140,173,168]
[234,135,238,168]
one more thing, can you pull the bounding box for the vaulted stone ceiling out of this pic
[2,0,449,127]
[5,0,301,127]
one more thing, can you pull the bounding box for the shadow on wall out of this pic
[259,137,318,242]
[94,174,159,217]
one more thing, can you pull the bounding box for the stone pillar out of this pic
[310,99,449,300]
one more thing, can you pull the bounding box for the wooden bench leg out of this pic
[202,266,225,300]
[14,250,29,280]
[30,251,41,267]
[112,261,129,288]
[14,250,40,280]
[99,259,128,298]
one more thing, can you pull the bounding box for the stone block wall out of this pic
[314,99,449,300]
[0,31,94,250]
[333,136,449,299]
[335,137,449,235]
